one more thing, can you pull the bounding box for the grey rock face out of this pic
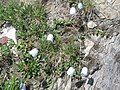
[83,33,120,90]
[93,0,120,19]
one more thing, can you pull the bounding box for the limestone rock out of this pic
[93,0,120,19]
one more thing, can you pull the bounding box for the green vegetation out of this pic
[0,76,20,90]
[0,0,95,89]
[0,0,47,40]
[17,60,40,78]
[82,0,95,9]
[96,29,106,37]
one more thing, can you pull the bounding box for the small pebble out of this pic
[78,3,83,10]
[87,21,97,29]
[1,21,12,28]
[47,34,54,42]
[70,7,76,15]
[3,21,12,28]
[87,77,94,86]
[29,48,38,57]
[67,67,75,76]
[81,67,89,77]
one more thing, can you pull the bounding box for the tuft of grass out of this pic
[0,76,20,90]
[52,19,75,30]
[0,40,13,65]
[82,0,95,9]
[96,29,106,37]
[17,60,40,78]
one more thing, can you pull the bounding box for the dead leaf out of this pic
[0,36,8,45]
[84,39,94,58]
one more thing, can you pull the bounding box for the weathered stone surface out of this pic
[45,1,70,26]
[82,20,120,90]
[94,36,120,90]
[93,0,120,19]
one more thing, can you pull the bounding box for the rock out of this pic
[29,48,38,57]
[70,7,76,15]
[67,67,75,76]
[1,21,12,28]
[57,78,62,89]
[82,25,120,90]
[81,67,89,77]
[87,21,97,29]
[65,77,71,90]
[45,1,69,25]
[87,78,94,86]
[0,25,17,44]
[47,34,54,42]
[90,64,101,75]
[78,3,83,10]
[93,0,120,19]
[102,7,118,19]
[84,39,95,58]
